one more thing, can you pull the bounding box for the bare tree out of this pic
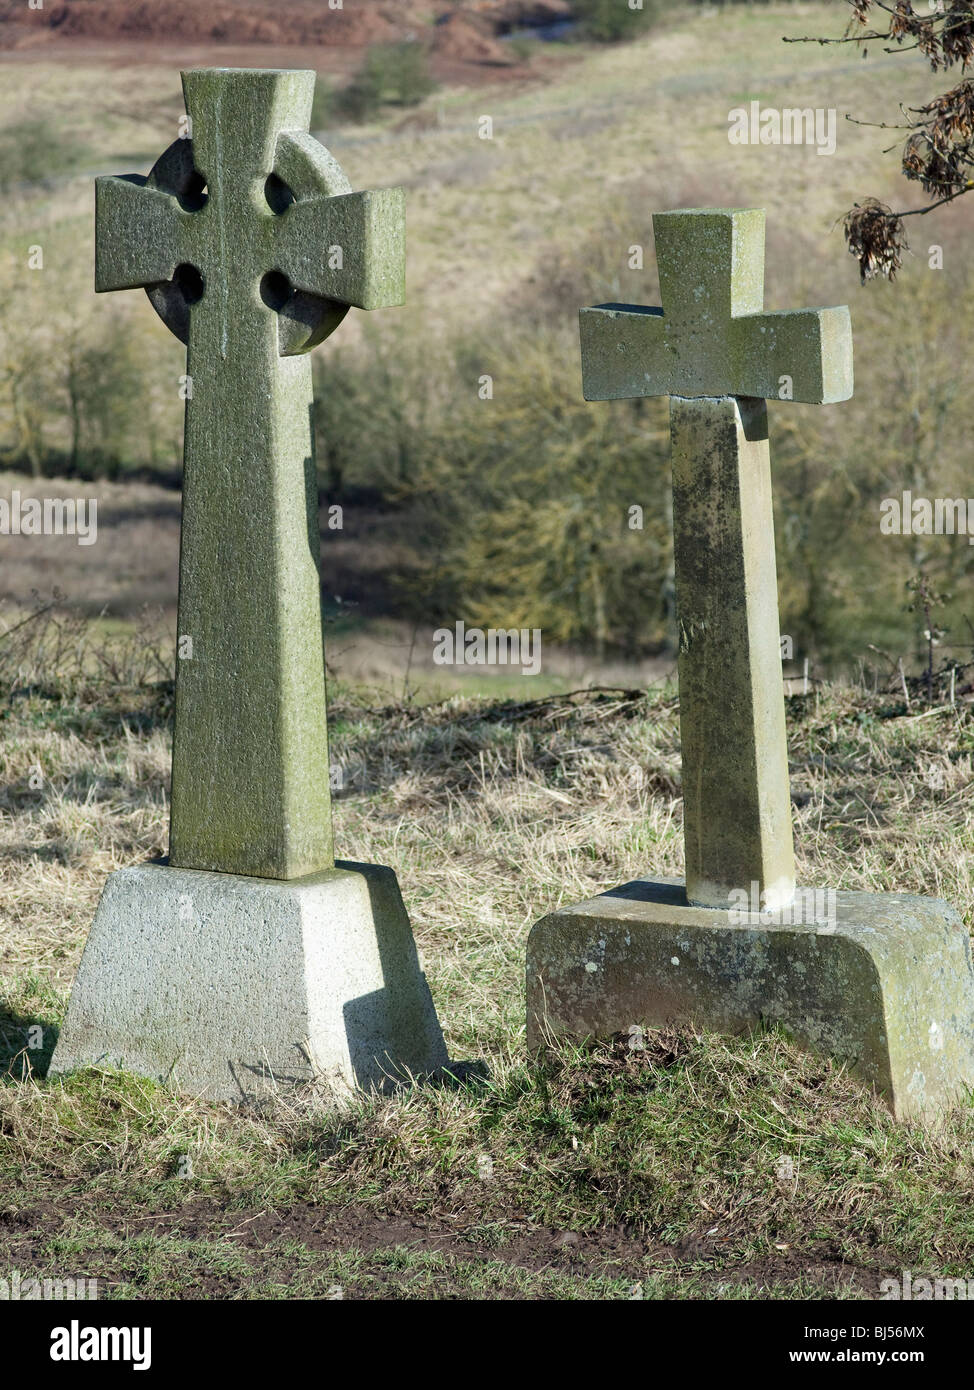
[789,1,974,280]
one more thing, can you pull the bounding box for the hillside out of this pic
[0,3,971,674]
[0,0,570,67]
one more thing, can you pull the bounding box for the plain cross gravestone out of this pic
[527,208,974,1121]
[49,68,447,1100]
[581,208,852,911]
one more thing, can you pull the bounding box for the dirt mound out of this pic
[0,0,572,71]
[431,10,517,66]
[0,0,405,48]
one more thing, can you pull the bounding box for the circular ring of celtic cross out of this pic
[143,135,350,355]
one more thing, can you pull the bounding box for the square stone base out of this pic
[49,859,447,1101]
[526,878,974,1121]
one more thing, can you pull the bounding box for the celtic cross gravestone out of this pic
[50,68,446,1099]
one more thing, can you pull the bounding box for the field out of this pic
[2,2,974,1302]
[3,617,974,1298]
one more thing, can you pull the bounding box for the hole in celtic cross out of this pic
[173,263,205,305]
[179,171,208,213]
[264,173,295,214]
[260,270,292,311]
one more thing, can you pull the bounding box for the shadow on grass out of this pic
[0,1001,58,1083]
[1,682,174,740]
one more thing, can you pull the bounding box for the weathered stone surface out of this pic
[541,203,974,1122]
[526,878,974,1121]
[50,860,448,1100]
[95,68,405,879]
[671,395,793,909]
[579,208,853,404]
[577,206,842,910]
[52,68,444,1106]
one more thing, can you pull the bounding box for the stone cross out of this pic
[579,208,853,910]
[528,206,974,1123]
[95,67,404,879]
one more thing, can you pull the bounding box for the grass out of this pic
[2,618,974,1298]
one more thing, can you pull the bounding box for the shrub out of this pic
[333,41,437,124]
[0,118,88,192]
[569,0,660,43]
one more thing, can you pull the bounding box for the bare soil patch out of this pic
[0,0,568,79]
[0,1191,882,1298]
[0,0,409,49]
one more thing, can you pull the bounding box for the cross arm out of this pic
[579,301,853,404]
[731,307,853,405]
[270,133,404,311]
[94,175,188,293]
[276,187,406,311]
[579,303,667,401]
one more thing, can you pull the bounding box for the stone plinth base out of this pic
[526,878,974,1121]
[49,859,447,1101]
